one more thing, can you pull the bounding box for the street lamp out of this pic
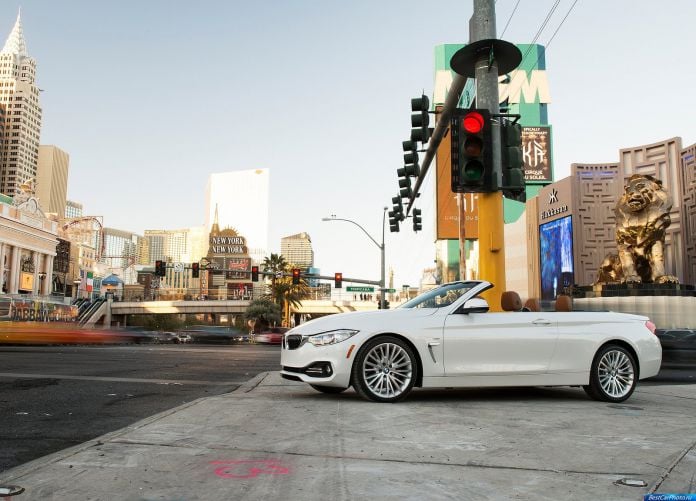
[322,208,388,309]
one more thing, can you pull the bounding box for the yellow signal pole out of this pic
[477,191,505,311]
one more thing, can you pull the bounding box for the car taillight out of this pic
[645,320,656,335]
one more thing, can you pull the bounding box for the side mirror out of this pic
[460,297,489,314]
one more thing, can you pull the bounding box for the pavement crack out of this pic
[107,439,651,477]
[648,439,696,494]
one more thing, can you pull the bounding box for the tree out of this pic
[261,254,310,326]
[244,299,281,333]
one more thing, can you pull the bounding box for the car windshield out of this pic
[400,282,480,309]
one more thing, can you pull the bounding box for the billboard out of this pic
[539,215,574,300]
[522,126,552,182]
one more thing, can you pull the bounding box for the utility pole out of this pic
[449,0,520,310]
[472,0,505,311]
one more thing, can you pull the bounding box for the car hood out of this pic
[287,308,437,336]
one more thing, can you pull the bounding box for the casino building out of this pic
[525,137,696,299]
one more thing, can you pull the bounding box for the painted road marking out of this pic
[0,372,244,386]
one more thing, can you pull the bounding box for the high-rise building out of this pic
[65,200,83,218]
[143,226,208,265]
[0,12,42,197]
[205,169,269,264]
[101,227,143,284]
[281,232,314,269]
[36,145,69,216]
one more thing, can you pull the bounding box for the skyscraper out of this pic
[0,12,42,197]
[205,169,269,264]
[65,200,83,218]
[36,145,69,216]
[281,232,314,269]
[143,227,208,265]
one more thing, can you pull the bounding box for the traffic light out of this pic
[451,109,495,193]
[191,262,200,278]
[334,272,343,289]
[389,195,404,232]
[155,260,166,277]
[292,268,300,285]
[402,140,420,177]
[501,120,526,202]
[412,208,422,232]
[251,265,259,282]
[410,95,430,144]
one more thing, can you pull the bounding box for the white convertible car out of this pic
[280,281,662,403]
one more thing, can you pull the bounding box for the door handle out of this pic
[427,341,441,347]
[532,319,552,326]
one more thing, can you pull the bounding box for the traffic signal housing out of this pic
[191,262,200,278]
[251,265,259,282]
[451,109,495,193]
[410,95,430,144]
[501,120,526,202]
[334,272,343,289]
[412,208,422,232]
[292,268,301,285]
[389,195,403,233]
[155,260,166,277]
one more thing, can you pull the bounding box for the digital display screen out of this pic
[539,215,574,300]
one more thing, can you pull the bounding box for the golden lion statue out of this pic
[596,174,678,285]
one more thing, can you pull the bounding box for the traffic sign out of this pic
[173,262,184,273]
[346,286,374,292]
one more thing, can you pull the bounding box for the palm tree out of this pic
[261,254,310,326]
[244,299,282,333]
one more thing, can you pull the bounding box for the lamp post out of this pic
[322,208,388,309]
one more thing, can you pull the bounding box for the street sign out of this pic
[384,288,397,293]
[346,286,374,292]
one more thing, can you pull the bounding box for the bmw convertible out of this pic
[280,281,662,403]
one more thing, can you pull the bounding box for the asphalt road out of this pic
[0,344,281,473]
[1,344,693,475]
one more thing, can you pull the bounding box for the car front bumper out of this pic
[280,337,356,388]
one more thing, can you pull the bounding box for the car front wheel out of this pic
[584,344,637,402]
[351,336,417,403]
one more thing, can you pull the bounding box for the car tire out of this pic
[309,385,348,394]
[351,336,418,403]
[583,344,638,403]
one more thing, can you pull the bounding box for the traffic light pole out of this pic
[322,209,387,309]
[471,0,506,312]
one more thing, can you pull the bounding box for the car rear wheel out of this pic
[584,344,637,402]
[351,336,417,403]
[309,385,347,394]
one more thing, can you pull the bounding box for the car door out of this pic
[442,308,559,376]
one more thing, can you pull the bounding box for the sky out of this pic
[2,0,695,289]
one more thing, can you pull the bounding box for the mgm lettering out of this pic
[210,236,246,254]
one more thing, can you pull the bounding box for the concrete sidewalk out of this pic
[1,372,695,500]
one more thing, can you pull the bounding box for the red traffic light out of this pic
[292,268,301,285]
[251,265,259,282]
[334,272,343,289]
[462,112,484,134]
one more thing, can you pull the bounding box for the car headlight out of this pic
[308,329,359,346]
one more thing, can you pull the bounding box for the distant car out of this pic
[281,280,662,403]
[255,327,289,345]
[177,333,193,344]
[154,332,183,344]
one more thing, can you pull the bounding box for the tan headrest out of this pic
[524,298,541,312]
[501,291,522,311]
[555,295,572,312]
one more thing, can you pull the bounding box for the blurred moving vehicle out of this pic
[255,327,289,345]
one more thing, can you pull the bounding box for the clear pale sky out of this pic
[3,1,695,289]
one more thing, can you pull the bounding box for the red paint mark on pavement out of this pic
[210,460,290,479]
